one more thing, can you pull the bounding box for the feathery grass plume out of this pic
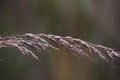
[0,33,119,61]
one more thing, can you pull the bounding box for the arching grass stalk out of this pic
[0,33,119,61]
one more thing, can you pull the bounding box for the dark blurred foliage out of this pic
[0,0,120,80]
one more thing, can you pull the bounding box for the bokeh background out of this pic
[0,0,120,80]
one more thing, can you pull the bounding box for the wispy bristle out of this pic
[0,33,119,61]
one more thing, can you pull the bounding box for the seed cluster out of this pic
[0,33,119,61]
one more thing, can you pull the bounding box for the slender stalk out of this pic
[0,33,119,61]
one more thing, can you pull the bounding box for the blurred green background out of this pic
[0,0,120,80]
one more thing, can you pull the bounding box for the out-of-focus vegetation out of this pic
[0,0,120,80]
